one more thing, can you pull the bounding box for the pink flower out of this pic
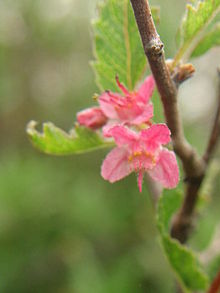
[101,124,179,192]
[77,107,107,130]
[99,75,155,126]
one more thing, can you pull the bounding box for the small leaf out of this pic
[174,0,220,63]
[191,22,220,57]
[157,190,209,291]
[92,0,160,91]
[27,121,113,155]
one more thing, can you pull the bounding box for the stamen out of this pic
[127,150,156,169]
[134,151,142,157]
[106,92,125,107]
[93,93,99,100]
[115,75,130,95]
[128,155,133,162]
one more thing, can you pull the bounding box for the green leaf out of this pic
[92,0,160,91]
[157,190,209,291]
[26,121,113,155]
[191,22,220,57]
[174,0,220,64]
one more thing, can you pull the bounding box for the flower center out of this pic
[128,150,157,171]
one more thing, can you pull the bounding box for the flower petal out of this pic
[101,147,132,183]
[130,103,153,125]
[99,92,119,119]
[137,76,155,103]
[140,124,171,152]
[106,125,138,147]
[148,149,179,188]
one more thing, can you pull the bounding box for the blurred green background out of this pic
[0,0,219,292]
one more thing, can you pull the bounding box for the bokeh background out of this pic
[0,0,220,292]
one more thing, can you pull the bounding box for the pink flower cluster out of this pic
[77,76,179,192]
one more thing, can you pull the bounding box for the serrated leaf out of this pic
[192,22,220,57]
[26,121,113,155]
[92,0,160,91]
[157,190,209,291]
[174,0,220,63]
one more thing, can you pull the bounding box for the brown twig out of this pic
[130,0,207,243]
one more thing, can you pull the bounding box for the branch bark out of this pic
[130,0,220,244]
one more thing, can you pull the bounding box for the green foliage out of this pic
[192,22,220,57]
[92,0,160,91]
[27,121,113,155]
[175,0,220,62]
[157,190,209,291]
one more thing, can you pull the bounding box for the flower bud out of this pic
[77,107,107,130]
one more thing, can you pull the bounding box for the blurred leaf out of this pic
[189,212,217,251]
[157,190,209,291]
[191,22,220,57]
[174,0,220,63]
[92,0,160,91]
[207,255,220,281]
[27,121,113,155]
[151,6,161,25]
[189,160,220,251]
